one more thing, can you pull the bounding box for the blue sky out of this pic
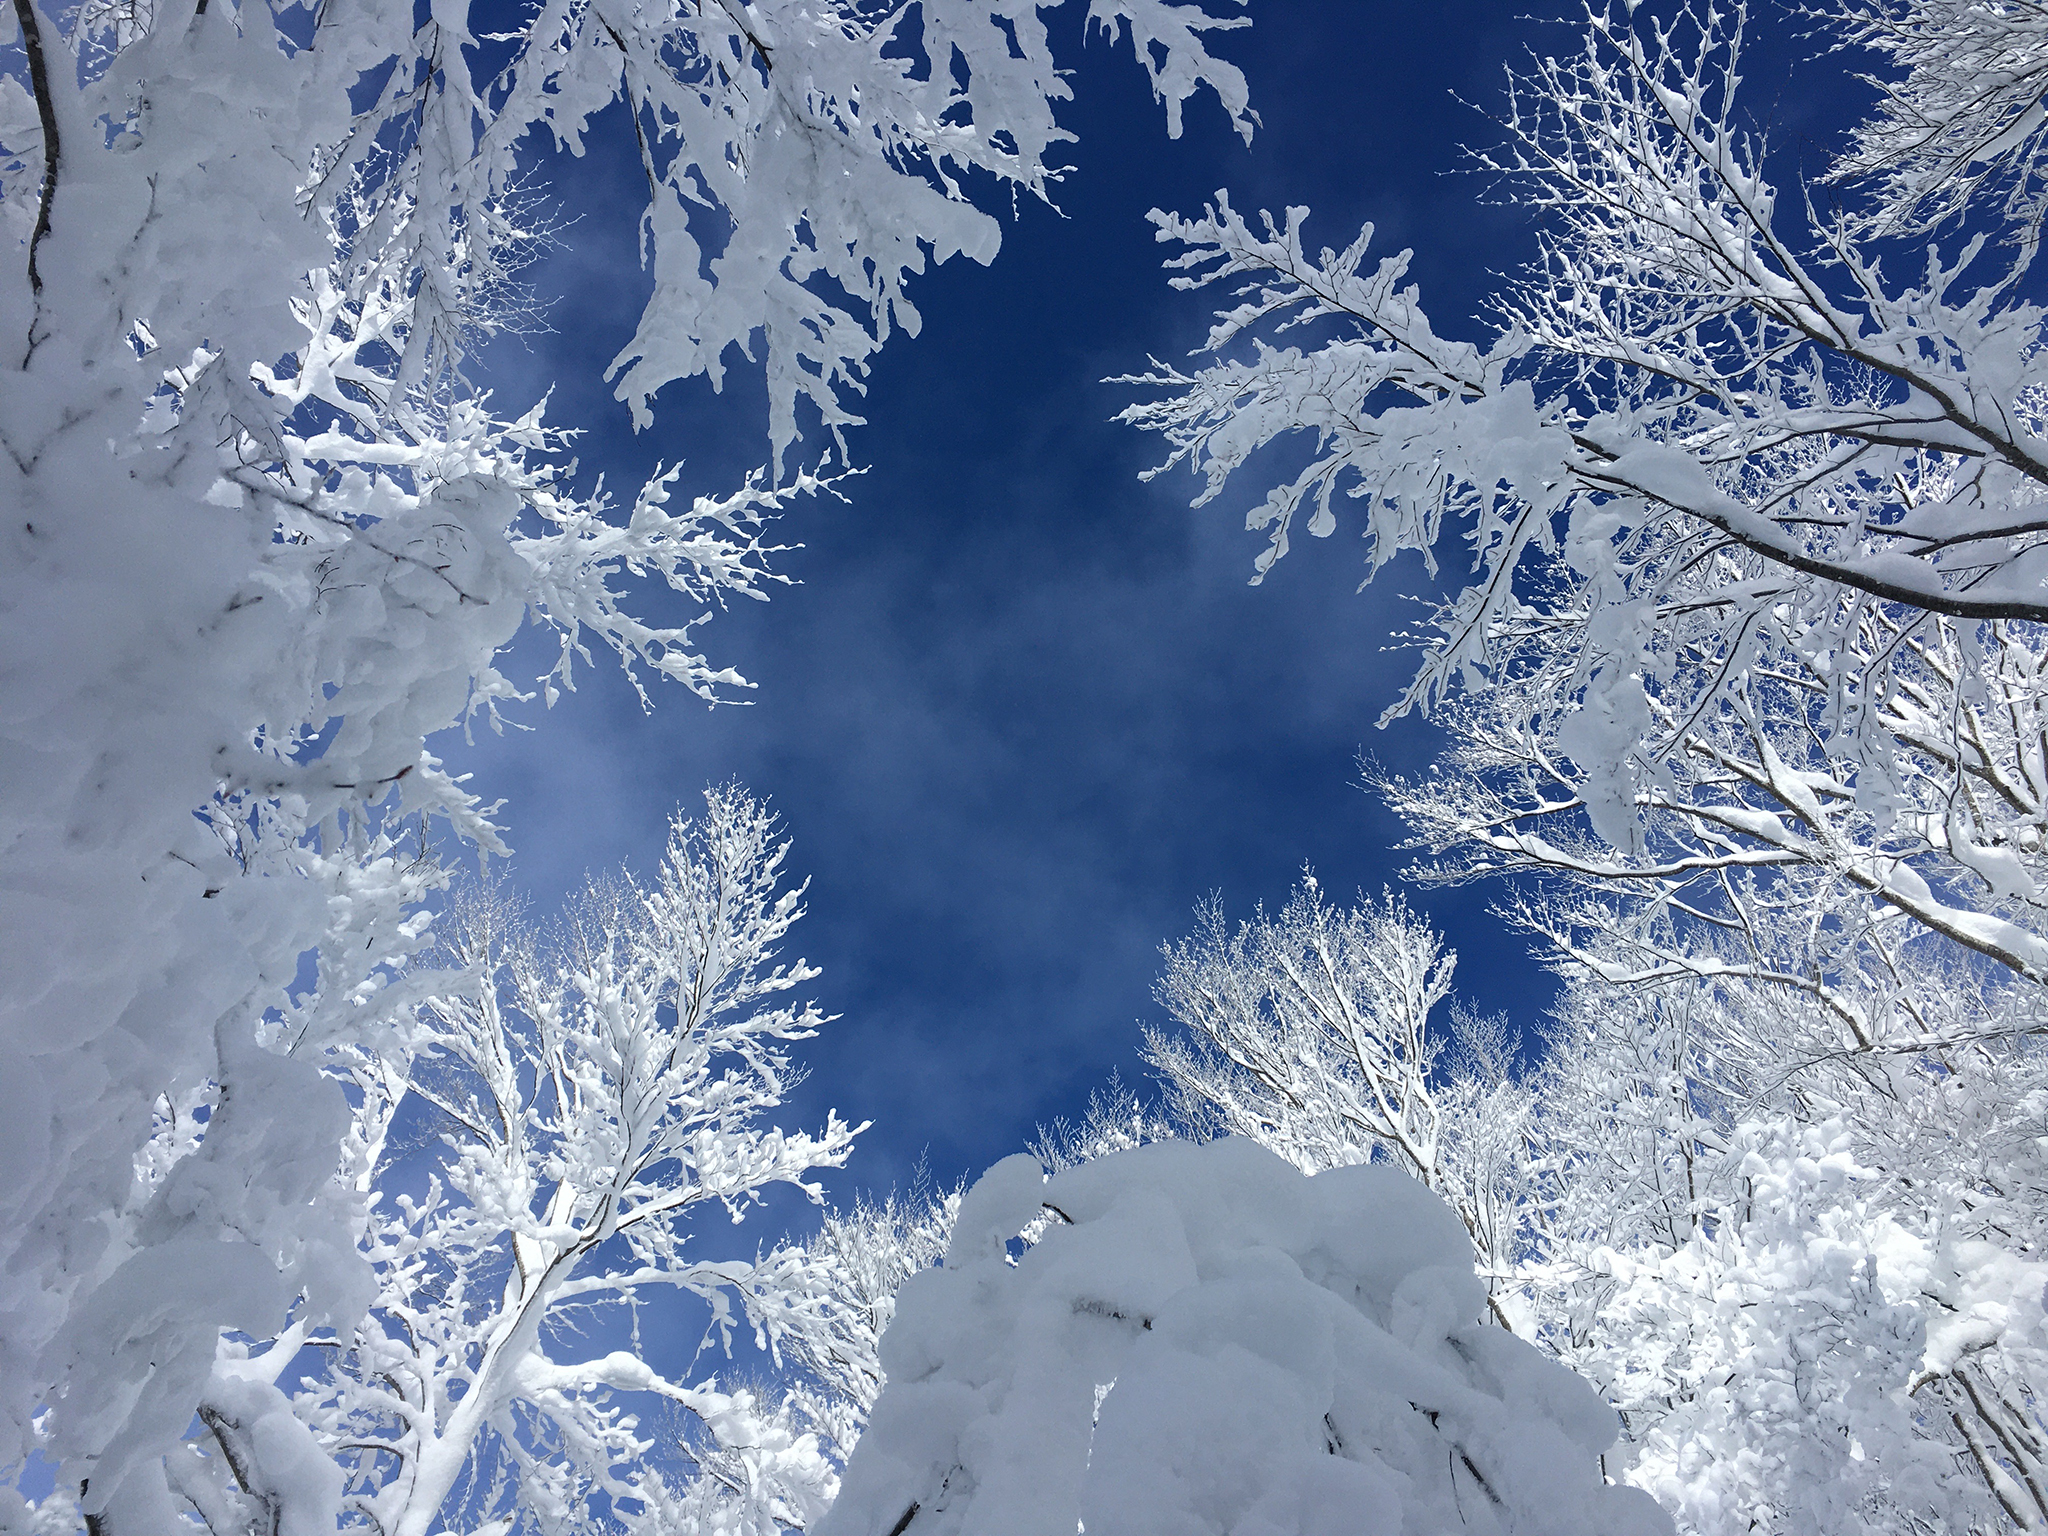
[445,0,1821,1207]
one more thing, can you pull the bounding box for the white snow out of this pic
[821,1139,1671,1536]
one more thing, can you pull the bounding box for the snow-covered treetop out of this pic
[820,1138,1671,1536]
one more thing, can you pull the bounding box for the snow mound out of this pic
[819,1138,1670,1536]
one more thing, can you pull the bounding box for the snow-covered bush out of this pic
[819,1139,1671,1536]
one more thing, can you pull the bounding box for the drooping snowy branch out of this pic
[1120,2,2048,746]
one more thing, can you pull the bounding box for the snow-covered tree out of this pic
[0,0,1255,1523]
[1145,878,1453,1188]
[778,1174,962,1464]
[1112,4,2048,1526]
[816,1140,1672,1536]
[1516,974,2048,1535]
[1118,886,2048,1531]
[1028,1072,1176,1176]
[1363,551,2048,1056]
[1115,0,2048,1032]
[140,786,861,1536]
[1122,0,2048,727]
[1140,877,1546,1318]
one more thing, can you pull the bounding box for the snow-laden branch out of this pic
[1119,1,2048,747]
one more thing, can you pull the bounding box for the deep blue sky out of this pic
[450,0,1837,1209]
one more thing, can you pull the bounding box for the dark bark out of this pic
[11,0,59,299]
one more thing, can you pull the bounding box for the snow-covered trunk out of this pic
[384,1245,579,1536]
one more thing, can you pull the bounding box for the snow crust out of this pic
[820,1139,1671,1536]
